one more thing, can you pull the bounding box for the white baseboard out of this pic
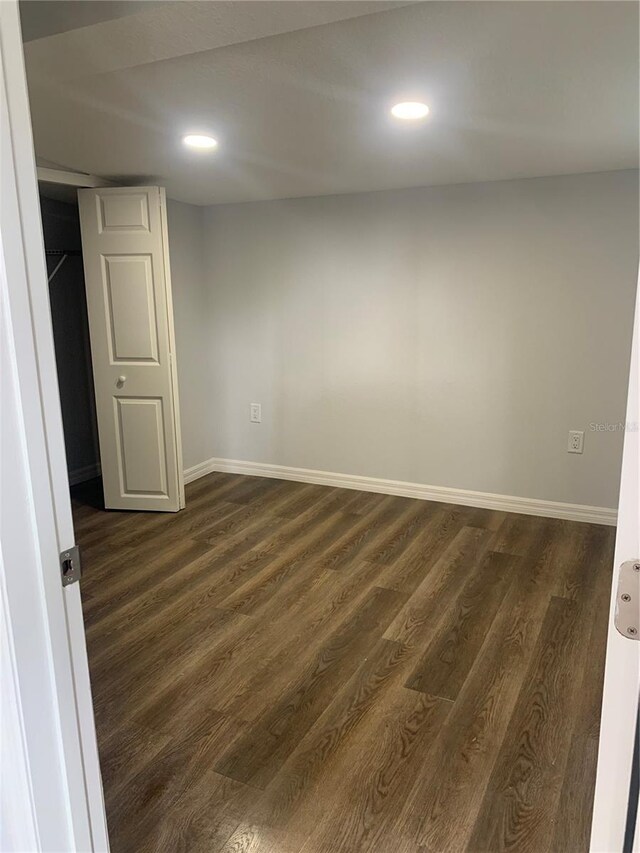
[68,462,101,486]
[183,457,617,526]
[183,457,219,485]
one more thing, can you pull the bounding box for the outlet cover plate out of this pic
[250,403,262,423]
[568,430,584,454]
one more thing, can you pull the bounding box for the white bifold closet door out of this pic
[78,186,184,512]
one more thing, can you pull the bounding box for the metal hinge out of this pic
[615,559,640,640]
[60,545,82,587]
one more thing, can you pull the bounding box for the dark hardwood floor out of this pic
[73,473,615,852]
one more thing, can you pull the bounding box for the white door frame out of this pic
[0,1,108,849]
[36,165,115,188]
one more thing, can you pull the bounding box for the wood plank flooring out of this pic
[73,473,615,853]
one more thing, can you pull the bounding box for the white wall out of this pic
[199,170,639,509]
[39,174,639,509]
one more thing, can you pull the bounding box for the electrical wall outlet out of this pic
[250,403,262,423]
[568,430,584,454]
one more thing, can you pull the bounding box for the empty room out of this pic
[2,1,639,851]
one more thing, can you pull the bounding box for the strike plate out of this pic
[614,559,640,640]
[60,545,82,587]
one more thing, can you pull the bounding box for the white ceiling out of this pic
[23,0,639,206]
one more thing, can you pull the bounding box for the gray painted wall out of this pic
[41,172,639,508]
[166,199,215,471]
[200,170,639,508]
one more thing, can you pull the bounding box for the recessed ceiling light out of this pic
[183,134,218,150]
[391,102,430,120]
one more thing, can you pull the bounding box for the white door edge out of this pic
[0,2,109,849]
[159,187,186,509]
[590,268,640,852]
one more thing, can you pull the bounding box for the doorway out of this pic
[3,1,639,850]
[41,193,101,492]
[38,177,186,513]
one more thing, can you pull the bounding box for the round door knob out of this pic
[116,375,126,387]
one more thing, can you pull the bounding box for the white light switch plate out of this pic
[250,403,262,423]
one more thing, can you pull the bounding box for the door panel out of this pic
[115,397,168,497]
[103,254,158,362]
[98,192,150,232]
[78,186,183,511]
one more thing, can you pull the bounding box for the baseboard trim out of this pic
[183,457,617,526]
[68,462,101,486]
[183,457,220,485]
